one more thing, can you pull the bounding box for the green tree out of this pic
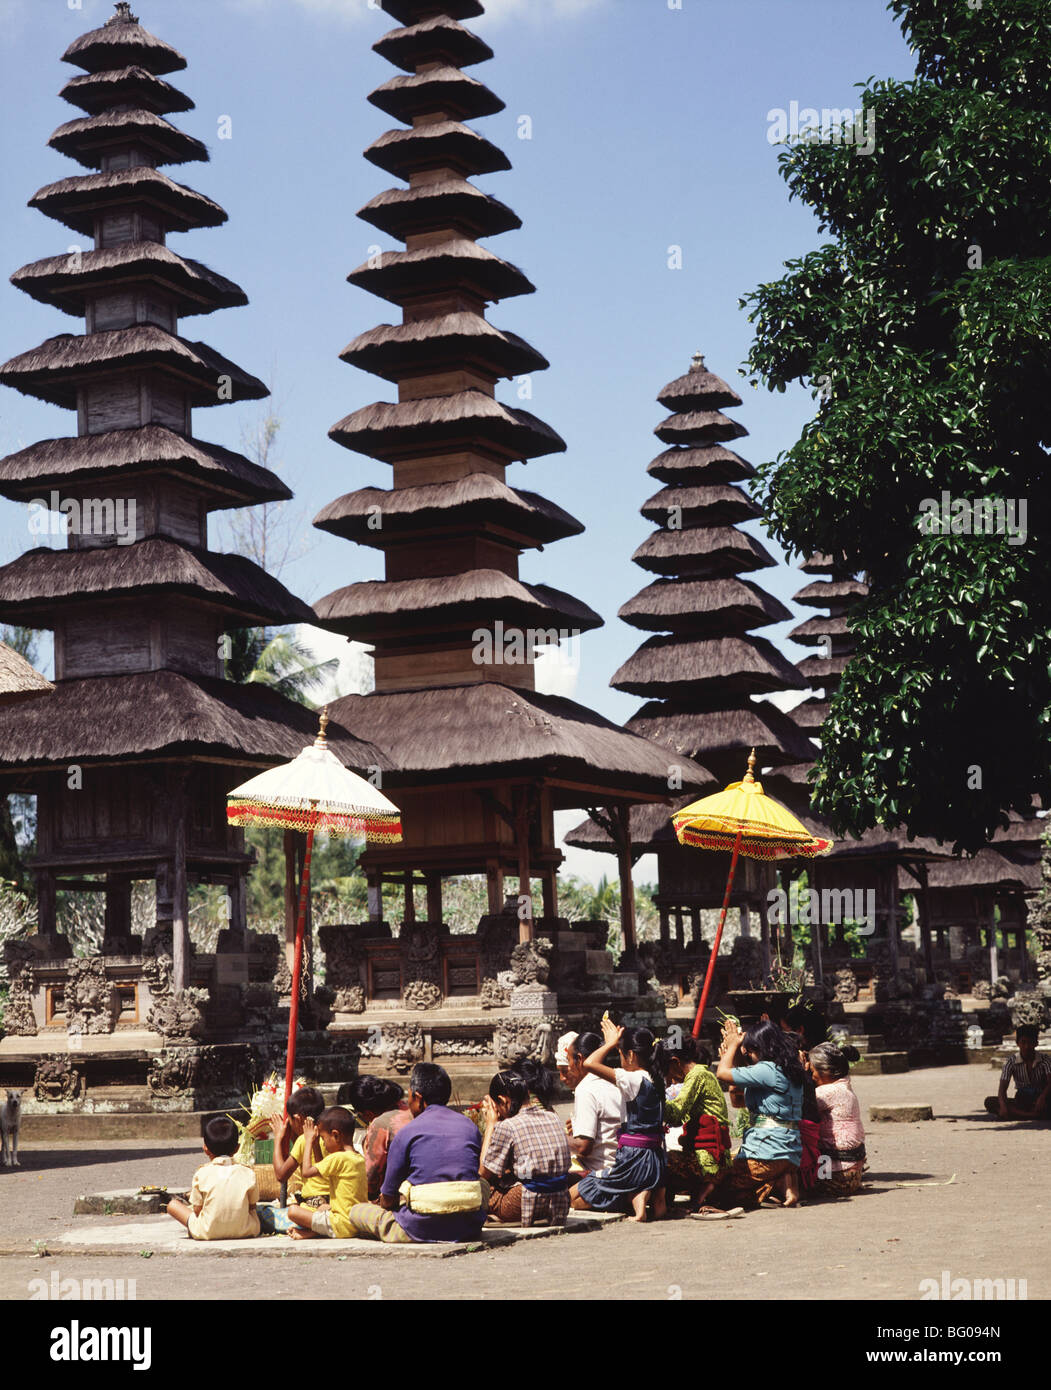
[224,627,337,706]
[743,0,1051,851]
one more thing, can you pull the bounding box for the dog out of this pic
[1,1089,22,1166]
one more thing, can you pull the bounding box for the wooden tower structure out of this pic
[0,4,380,988]
[315,0,707,946]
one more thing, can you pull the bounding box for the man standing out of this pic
[557,1030,622,1176]
[345,1062,488,1243]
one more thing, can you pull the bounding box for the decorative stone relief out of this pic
[401,925,443,1011]
[65,958,119,1035]
[433,1038,491,1058]
[33,1054,84,1103]
[2,963,37,1036]
[493,1015,564,1068]
[147,987,209,1042]
[358,1021,425,1074]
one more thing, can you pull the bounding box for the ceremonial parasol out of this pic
[671,749,833,1038]
[227,707,402,1108]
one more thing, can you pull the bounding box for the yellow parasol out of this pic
[672,749,832,1038]
[226,707,401,1110]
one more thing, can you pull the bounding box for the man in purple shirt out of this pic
[344,1062,488,1243]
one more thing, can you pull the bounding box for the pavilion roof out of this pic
[48,108,208,168]
[657,355,743,412]
[373,15,493,72]
[654,410,748,448]
[365,121,510,179]
[59,64,194,116]
[328,391,565,463]
[347,238,534,305]
[619,576,791,635]
[646,445,756,485]
[611,634,806,699]
[624,699,819,768]
[381,1,485,28]
[358,178,521,240]
[30,166,226,236]
[61,7,187,77]
[368,65,504,124]
[640,482,761,528]
[631,524,776,577]
[0,643,54,705]
[340,313,547,383]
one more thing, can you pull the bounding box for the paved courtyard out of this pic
[1,1064,1046,1301]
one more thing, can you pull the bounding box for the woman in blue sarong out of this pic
[569,1017,667,1222]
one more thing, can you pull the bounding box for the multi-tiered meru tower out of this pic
[0,4,378,987]
[316,0,706,947]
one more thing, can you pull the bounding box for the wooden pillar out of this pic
[987,902,999,983]
[425,872,442,925]
[103,873,132,947]
[541,867,557,921]
[614,805,637,959]
[367,870,383,924]
[486,859,504,915]
[36,869,57,936]
[884,869,900,982]
[760,905,772,979]
[515,789,533,944]
[658,902,670,947]
[915,862,935,977]
[689,906,701,948]
[229,867,247,943]
[403,872,416,923]
[811,913,824,984]
[674,906,685,951]
[172,786,189,994]
[738,903,751,939]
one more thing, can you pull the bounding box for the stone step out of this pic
[869,1103,934,1122]
[849,1051,910,1076]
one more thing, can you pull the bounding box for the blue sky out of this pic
[0,0,917,878]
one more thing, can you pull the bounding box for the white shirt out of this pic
[572,1073,623,1175]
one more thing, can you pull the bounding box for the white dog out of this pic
[1,1090,22,1166]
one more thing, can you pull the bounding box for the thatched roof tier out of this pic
[48,109,208,169]
[31,166,226,236]
[640,483,761,528]
[0,326,267,410]
[654,411,748,447]
[611,634,806,699]
[800,553,837,575]
[565,794,714,855]
[314,474,583,548]
[917,850,1041,892]
[348,239,534,305]
[61,8,187,77]
[339,313,547,383]
[647,445,756,485]
[619,577,791,635]
[0,539,315,628]
[995,810,1046,845]
[0,425,290,509]
[365,122,510,179]
[657,356,743,412]
[314,569,600,641]
[793,578,868,609]
[0,643,54,706]
[358,179,520,241]
[59,64,194,116]
[631,525,776,577]
[787,614,853,648]
[0,669,387,773]
[797,654,849,683]
[11,243,247,319]
[329,681,711,801]
[373,15,493,72]
[625,700,819,769]
[793,696,830,734]
[368,66,504,124]
[382,0,484,24]
[329,391,565,462]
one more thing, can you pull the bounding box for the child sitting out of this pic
[166,1114,260,1240]
[287,1107,366,1240]
[985,1026,1051,1120]
[269,1085,327,1206]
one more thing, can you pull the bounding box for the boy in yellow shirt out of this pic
[270,1086,328,1205]
[287,1108,365,1239]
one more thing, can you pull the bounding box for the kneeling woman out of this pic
[712,1018,804,1210]
[570,1018,667,1223]
[480,1059,571,1227]
[658,1036,733,1211]
[808,1041,866,1197]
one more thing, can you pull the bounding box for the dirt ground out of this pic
[1,1063,1046,1302]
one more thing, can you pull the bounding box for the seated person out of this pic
[808,1041,865,1197]
[343,1063,488,1244]
[657,1036,732,1212]
[269,1085,327,1205]
[340,1075,413,1201]
[286,1108,366,1239]
[557,1030,622,1177]
[985,1026,1051,1120]
[480,1059,570,1227]
[167,1114,260,1240]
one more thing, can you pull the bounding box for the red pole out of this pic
[691,830,743,1039]
[283,819,316,1114]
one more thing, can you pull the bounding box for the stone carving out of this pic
[142,950,173,999]
[403,979,443,1011]
[147,987,209,1042]
[274,945,311,999]
[480,976,511,1010]
[401,925,443,1011]
[433,1037,491,1058]
[248,930,282,983]
[65,958,119,1035]
[359,1021,425,1074]
[333,984,366,1014]
[237,981,276,1033]
[2,963,37,1036]
[832,967,859,1003]
[476,916,514,1008]
[493,1015,564,1068]
[148,1046,212,1098]
[508,937,552,990]
[34,1054,84,1103]
[729,937,764,989]
[1009,990,1049,1030]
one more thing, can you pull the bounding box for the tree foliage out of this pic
[742,0,1051,850]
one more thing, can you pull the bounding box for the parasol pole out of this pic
[691,828,742,1039]
[284,805,317,1114]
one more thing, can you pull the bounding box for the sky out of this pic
[0,0,917,882]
